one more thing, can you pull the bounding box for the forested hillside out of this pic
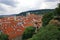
[16,9,54,16]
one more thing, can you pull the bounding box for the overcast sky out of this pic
[0,0,60,15]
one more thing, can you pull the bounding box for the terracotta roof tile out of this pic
[0,14,42,40]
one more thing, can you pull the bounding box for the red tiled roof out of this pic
[0,14,42,40]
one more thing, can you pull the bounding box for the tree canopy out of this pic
[42,12,54,26]
[54,3,60,16]
[22,26,36,40]
[29,24,60,40]
[0,32,9,40]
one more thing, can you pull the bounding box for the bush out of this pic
[54,3,60,16]
[0,33,9,40]
[22,26,36,40]
[42,12,54,26]
[29,24,60,40]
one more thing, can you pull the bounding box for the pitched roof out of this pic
[0,14,42,40]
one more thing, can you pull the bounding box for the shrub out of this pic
[42,12,54,26]
[22,26,36,40]
[0,32,9,40]
[29,24,60,40]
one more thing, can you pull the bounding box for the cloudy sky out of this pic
[0,0,60,15]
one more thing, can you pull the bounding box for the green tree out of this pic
[29,24,60,40]
[22,26,36,40]
[42,12,54,26]
[54,3,60,16]
[0,32,9,40]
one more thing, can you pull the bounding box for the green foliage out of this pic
[29,24,60,40]
[0,33,9,40]
[54,3,60,16]
[22,26,36,40]
[42,12,54,26]
[16,9,54,16]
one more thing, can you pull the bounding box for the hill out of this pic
[16,9,54,16]
[0,9,54,18]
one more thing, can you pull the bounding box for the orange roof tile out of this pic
[0,14,42,40]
